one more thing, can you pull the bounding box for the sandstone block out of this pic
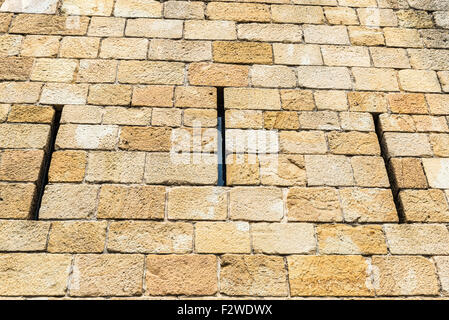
[317,224,387,254]
[108,221,193,253]
[385,224,449,255]
[195,222,251,253]
[288,255,373,297]
[287,187,343,222]
[98,185,165,220]
[0,254,71,296]
[221,255,288,297]
[252,223,316,254]
[86,151,145,183]
[48,221,107,253]
[146,255,217,296]
[70,254,144,297]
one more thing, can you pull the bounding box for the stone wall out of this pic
[0,0,449,298]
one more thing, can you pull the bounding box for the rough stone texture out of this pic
[220,255,288,297]
[385,224,449,255]
[69,254,144,297]
[97,185,165,220]
[0,183,36,219]
[317,224,387,255]
[108,221,193,253]
[146,255,217,296]
[0,254,71,296]
[229,187,283,221]
[167,187,227,220]
[372,256,439,296]
[252,223,316,254]
[48,221,107,253]
[288,255,374,297]
[195,222,251,253]
[340,188,398,223]
[39,184,100,220]
[400,189,449,222]
[287,187,343,222]
[0,220,50,251]
[2,0,449,299]
[48,151,87,182]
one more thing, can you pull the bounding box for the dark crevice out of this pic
[372,113,405,223]
[32,106,62,220]
[217,87,226,187]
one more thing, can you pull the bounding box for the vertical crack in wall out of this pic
[372,113,405,223]
[32,106,62,220]
[217,87,226,186]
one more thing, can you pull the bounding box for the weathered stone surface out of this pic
[299,111,340,130]
[372,256,439,296]
[305,155,354,186]
[0,0,58,14]
[280,131,327,154]
[434,256,449,295]
[280,90,315,111]
[0,183,35,219]
[400,189,449,222]
[422,158,449,189]
[195,222,251,253]
[221,255,288,297]
[351,157,390,187]
[7,105,54,123]
[0,220,50,251]
[48,221,107,253]
[207,2,270,22]
[70,254,144,297]
[0,150,44,182]
[385,224,449,255]
[189,62,248,86]
[226,153,260,185]
[10,14,90,35]
[213,41,272,64]
[168,187,226,220]
[56,124,119,150]
[383,132,432,157]
[0,124,50,149]
[287,187,343,222]
[86,151,145,183]
[48,151,87,183]
[340,188,398,223]
[288,255,373,297]
[119,126,171,152]
[39,184,100,220]
[252,223,316,254]
[390,158,428,189]
[0,254,71,296]
[348,92,388,113]
[108,221,193,253]
[328,131,380,155]
[146,255,217,296]
[259,154,307,186]
[175,86,216,109]
[225,88,280,110]
[145,153,217,185]
[317,224,387,254]
[98,185,165,220]
[114,0,162,18]
[118,61,184,85]
[229,187,283,221]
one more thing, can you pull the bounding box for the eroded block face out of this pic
[1,0,449,300]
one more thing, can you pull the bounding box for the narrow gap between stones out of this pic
[372,113,405,223]
[217,87,226,187]
[32,106,63,220]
